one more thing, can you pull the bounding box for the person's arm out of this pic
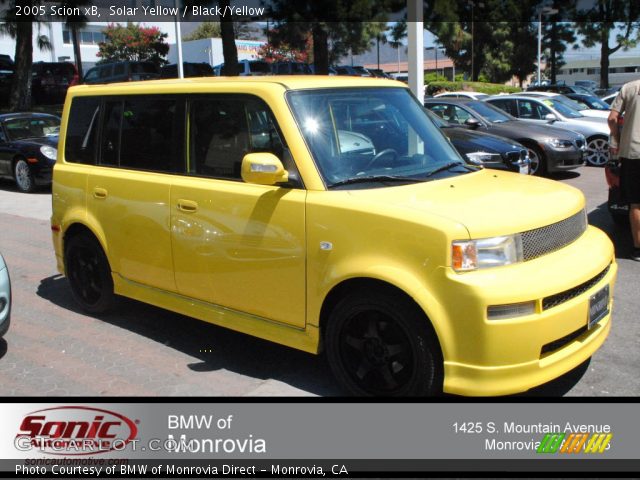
[608,89,625,156]
[608,109,620,155]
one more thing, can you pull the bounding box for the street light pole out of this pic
[536,4,559,85]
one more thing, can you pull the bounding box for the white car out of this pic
[486,94,611,166]
[518,91,609,119]
[0,254,10,337]
[434,91,490,100]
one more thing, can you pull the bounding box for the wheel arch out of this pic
[318,277,447,365]
[62,220,110,270]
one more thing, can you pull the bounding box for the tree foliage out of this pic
[184,21,222,40]
[97,23,169,66]
[265,0,404,74]
[575,0,640,88]
[426,0,538,84]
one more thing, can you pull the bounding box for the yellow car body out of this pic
[52,77,616,396]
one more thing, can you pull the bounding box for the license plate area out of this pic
[588,284,609,329]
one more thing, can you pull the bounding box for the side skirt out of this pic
[113,273,320,355]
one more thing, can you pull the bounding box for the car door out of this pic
[170,95,306,328]
[86,96,184,292]
[0,125,13,176]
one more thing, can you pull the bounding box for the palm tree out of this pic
[0,2,52,111]
[63,0,91,81]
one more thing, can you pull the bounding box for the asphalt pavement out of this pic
[0,166,637,397]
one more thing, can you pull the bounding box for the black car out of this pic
[0,113,60,192]
[526,83,593,95]
[564,93,611,111]
[160,62,214,78]
[424,98,585,176]
[426,110,530,174]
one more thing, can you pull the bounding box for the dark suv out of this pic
[160,62,214,78]
[32,62,79,104]
[83,61,160,84]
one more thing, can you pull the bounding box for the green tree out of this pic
[97,23,169,67]
[184,21,222,40]
[388,20,406,73]
[543,20,577,84]
[0,0,52,110]
[575,0,640,88]
[265,0,404,74]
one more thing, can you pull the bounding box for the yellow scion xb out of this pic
[52,77,616,396]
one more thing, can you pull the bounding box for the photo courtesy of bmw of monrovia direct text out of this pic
[2,403,640,476]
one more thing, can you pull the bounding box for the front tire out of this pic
[526,146,547,176]
[325,288,442,396]
[14,158,35,193]
[64,233,114,314]
[585,136,609,166]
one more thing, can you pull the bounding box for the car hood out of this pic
[443,126,523,154]
[487,120,581,140]
[580,109,610,119]
[12,135,58,148]
[346,168,584,239]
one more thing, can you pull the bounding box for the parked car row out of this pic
[0,61,79,106]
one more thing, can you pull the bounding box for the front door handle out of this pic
[93,187,108,199]
[177,199,198,213]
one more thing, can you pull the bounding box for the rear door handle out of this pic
[93,187,108,199]
[177,199,198,213]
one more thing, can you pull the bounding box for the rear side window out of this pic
[65,97,101,164]
[189,96,287,180]
[99,96,184,173]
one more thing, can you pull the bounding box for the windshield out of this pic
[287,88,470,188]
[577,95,611,110]
[541,98,583,118]
[3,116,60,140]
[466,101,513,123]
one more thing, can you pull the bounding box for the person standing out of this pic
[608,80,640,261]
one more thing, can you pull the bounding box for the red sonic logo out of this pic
[15,406,138,455]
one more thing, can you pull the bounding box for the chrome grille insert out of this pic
[521,209,587,261]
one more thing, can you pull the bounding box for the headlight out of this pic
[547,138,573,149]
[465,151,499,165]
[40,145,57,160]
[452,234,524,272]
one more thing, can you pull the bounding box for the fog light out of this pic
[487,301,536,320]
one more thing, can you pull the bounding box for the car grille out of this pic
[542,264,610,310]
[521,209,587,261]
[540,325,588,356]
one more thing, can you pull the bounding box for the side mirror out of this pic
[545,113,557,123]
[241,152,289,185]
[465,117,480,129]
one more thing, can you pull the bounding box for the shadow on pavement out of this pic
[548,170,581,181]
[36,274,340,396]
[0,178,52,195]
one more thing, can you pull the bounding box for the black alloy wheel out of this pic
[326,288,441,396]
[64,234,114,314]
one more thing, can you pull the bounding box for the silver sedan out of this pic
[486,95,610,167]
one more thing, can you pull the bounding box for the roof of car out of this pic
[0,112,59,121]
[68,76,408,94]
[424,98,475,104]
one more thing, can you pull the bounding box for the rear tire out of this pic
[64,233,114,314]
[325,288,442,396]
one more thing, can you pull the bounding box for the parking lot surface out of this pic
[0,166,637,396]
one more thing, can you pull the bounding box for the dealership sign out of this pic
[15,406,138,455]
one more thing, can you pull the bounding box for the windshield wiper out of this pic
[423,162,476,178]
[329,174,421,188]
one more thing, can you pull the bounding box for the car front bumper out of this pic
[430,226,616,396]
[545,146,584,172]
